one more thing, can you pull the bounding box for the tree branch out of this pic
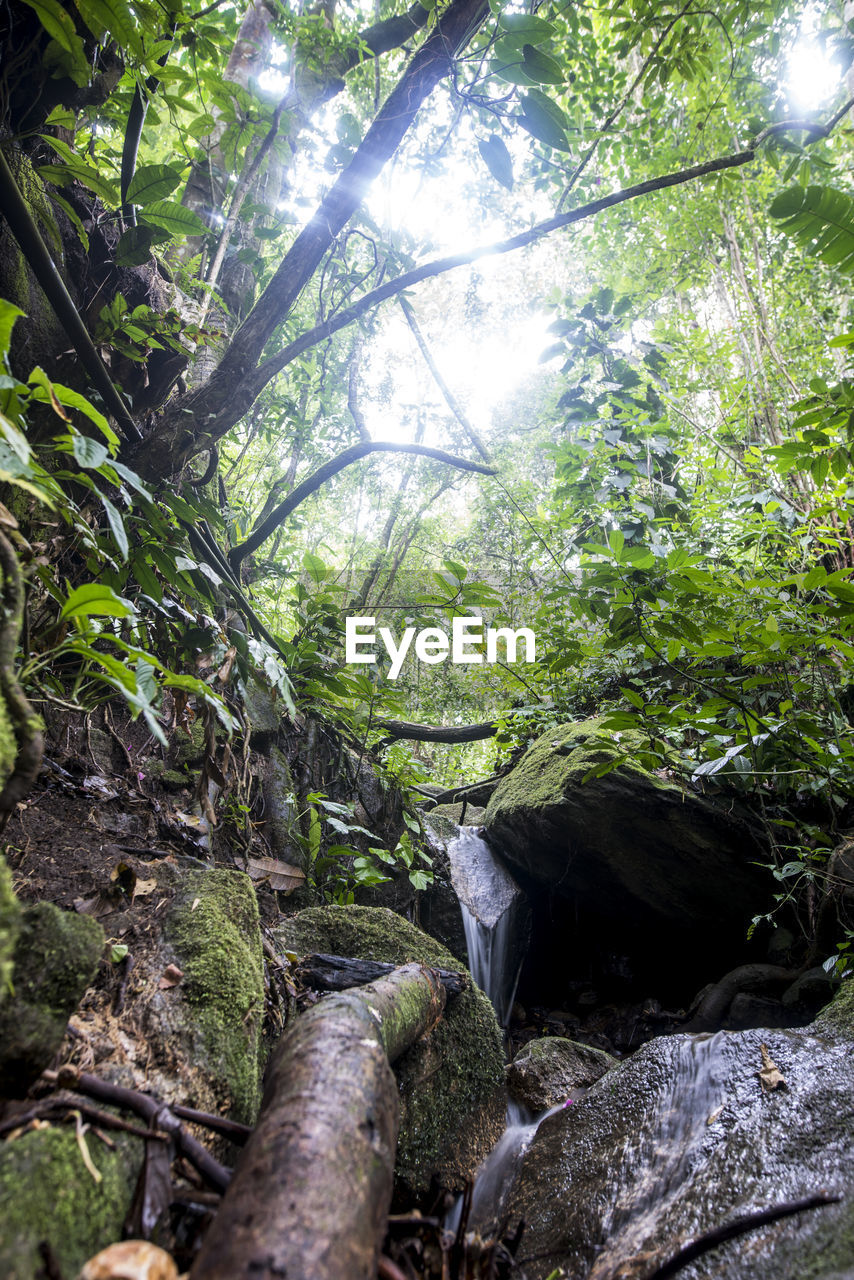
[399,296,491,461]
[374,718,498,742]
[134,0,489,476]
[228,442,496,567]
[240,147,758,406]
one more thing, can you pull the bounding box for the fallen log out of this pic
[375,718,498,743]
[190,962,446,1280]
[296,951,468,997]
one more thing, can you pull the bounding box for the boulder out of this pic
[506,1037,616,1112]
[487,981,854,1279]
[484,719,770,994]
[0,1124,143,1278]
[274,905,505,1195]
[0,902,103,1096]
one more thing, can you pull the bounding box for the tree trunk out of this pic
[190,963,446,1280]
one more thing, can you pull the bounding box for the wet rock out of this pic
[275,905,505,1196]
[727,992,793,1029]
[0,902,104,1096]
[0,1125,143,1279]
[783,967,841,1019]
[506,1037,616,1111]
[485,719,770,995]
[493,982,854,1279]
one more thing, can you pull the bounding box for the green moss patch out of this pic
[0,855,20,1008]
[165,869,265,1123]
[0,903,103,1096]
[0,1125,143,1279]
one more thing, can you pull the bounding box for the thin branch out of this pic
[244,148,758,407]
[228,442,496,566]
[399,296,491,461]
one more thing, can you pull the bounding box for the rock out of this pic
[241,676,283,746]
[0,902,104,1096]
[0,854,21,1009]
[484,718,770,996]
[782,967,839,1018]
[489,981,854,1279]
[141,868,265,1124]
[727,992,793,1029]
[0,1126,144,1279]
[274,905,505,1195]
[506,1037,616,1111]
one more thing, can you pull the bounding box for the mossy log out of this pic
[190,962,446,1280]
[296,951,468,996]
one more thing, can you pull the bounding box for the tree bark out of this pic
[190,963,446,1280]
[375,718,498,743]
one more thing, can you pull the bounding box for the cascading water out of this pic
[448,826,529,1028]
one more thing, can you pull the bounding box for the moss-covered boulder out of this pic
[484,719,769,971]
[0,855,20,1009]
[0,903,103,1096]
[0,1125,143,1279]
[506,1037,616,1112]
[275,905,506,1195]
[145,869,265,1124]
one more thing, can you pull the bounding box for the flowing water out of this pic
[448,826,529,1028]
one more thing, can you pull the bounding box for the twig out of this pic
[639,1193,842,1280]
[43,1067,232,1192]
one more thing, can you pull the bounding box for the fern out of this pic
[769,185,854,275]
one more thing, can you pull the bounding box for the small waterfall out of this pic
[448,827,529,1027]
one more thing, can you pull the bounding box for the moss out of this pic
[275,906,505,1194]
[814,975,854,1036]
[0,903,103,1095]
[0,855,20,1007]
[175,720,207,765]
[165,869,265,1123]
[160,768,189,789]
[0,1125,143,1279]
[485,717,665,826]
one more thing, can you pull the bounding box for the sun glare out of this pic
[785,36,843,111]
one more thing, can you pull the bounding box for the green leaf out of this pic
[769,185,854,275]
[20,0,80,54]
[519,90,571,151]
[73,0,143,56]
[126,163,184,206]
[140,201,207,237]
[477,134,514,190]
[102,494,129,560]
[72,433,109,469]
[498,13,554,42]
[37,162,120,207]
[116,225,158,267]
[0,301,25,366]
[60,582,135,620]
[521,43,565,85]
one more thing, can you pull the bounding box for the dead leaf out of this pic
[706,1104,724,1125]
[84,775,119,800]
[759,1042,786,1091]
[132,877,157,902]
[216,646,237,684]
[74,1112,102,1184]
[76,1240,179,1280]
[190,897,200,911]
[0,501,19,530]
[158,964,183,990]
[246,855,307,894]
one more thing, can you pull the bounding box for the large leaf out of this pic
[498,13,554,42]
[521,43,565,85]
[477,135,514,191]
[520,89,571,151]
[140,201,207,237]
[72,433,109,468]
[0,302,25,365]
[60,582,135,620]
[126,163,184,206]
[37,162,120,207]
[73,0,143,57]
[769,185,854,275]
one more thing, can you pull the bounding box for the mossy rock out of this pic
[484,718,769,963]
[0,903,103,1097]
[159,869,265,1124]
[506,1037,617,1112]
[0,855,20,1009]
[0,1125,143,1279]
[275,905,505,1195]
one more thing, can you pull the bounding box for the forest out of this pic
[1,0,854,1274]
